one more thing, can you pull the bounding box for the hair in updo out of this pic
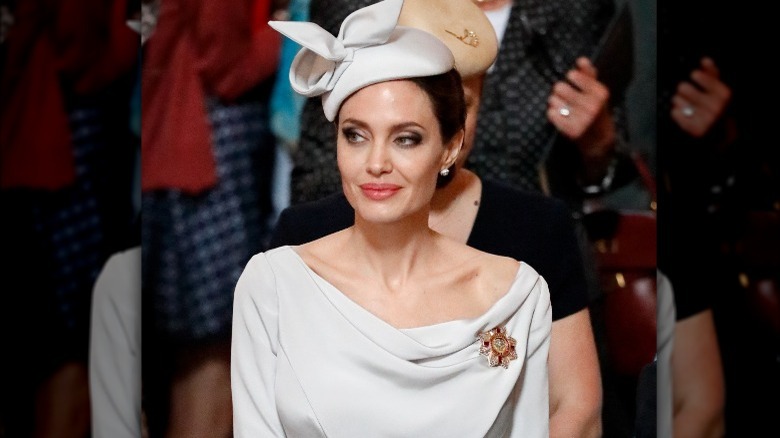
[336,68,466,139]
[408,68,466,145]
[409,69,465,188]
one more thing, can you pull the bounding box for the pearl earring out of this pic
[439,168,450,177]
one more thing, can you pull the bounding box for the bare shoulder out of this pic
[475,250,522,290]
[474,250,521,306]
[295,229,351,269]
[442,239,522,302]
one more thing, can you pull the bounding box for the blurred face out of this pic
[337,80,461,224]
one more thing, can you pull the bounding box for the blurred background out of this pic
[1,0,140,436]
[0,0,777,437]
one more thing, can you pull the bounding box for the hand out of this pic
[671,57,732,138]
[547,57,616,160]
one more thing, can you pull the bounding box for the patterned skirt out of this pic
[142,98,275,344]
[2,101,137,368]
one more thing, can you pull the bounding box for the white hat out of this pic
[269,0,455,121]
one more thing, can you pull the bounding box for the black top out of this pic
[656,0,743,321]
[269,178,589,321]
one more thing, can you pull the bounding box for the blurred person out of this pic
[471,0,645,214]
[659,1,779,434]
[140,0,282,436]
[0,0,139,436]
[88,9,143,437]
[474,1,646,435]
[267,1,601,436]
[285,0,644,218]
[647,271,725,438]
[670,300,725,437]
[233,1,553,435]
[88,247,142,438]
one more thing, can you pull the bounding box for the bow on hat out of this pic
[269,0,403,98]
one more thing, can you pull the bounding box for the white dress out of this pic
[231,245,551,437]
[656,270,676,438]
[89,247,142,438]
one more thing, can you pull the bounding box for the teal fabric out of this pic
[269,0,310,147]
[130,59,141,138]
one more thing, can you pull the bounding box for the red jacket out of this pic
[0,0,139,190]
[141,0,281,194]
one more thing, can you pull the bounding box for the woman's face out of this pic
[337,80,461,224]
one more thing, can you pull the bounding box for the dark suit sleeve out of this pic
[267,208,304,249]
[267,194,355,249]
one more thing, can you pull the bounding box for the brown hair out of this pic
[408,68,466,144]
[409,69,466,188]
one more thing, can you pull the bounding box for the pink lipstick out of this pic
[359,183,400,201]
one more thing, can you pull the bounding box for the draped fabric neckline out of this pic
[280,245,533,363]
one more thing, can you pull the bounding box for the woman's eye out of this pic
[342,128,366,143]
[395,134,422,148]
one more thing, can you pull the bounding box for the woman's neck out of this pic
[346,213,439,287]
[352,209,431,247]
[429,168,482,243]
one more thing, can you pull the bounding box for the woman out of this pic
[658,2,752,434]
[651,270,724,438]
[141,0,281,436]
[1,0,138,435]
[270,73,601,438]
[231,1,551,436]
[268,1,601,435]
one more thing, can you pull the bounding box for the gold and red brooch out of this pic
[478,325,518,368]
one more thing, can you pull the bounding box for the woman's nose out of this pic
[366,143,392,175]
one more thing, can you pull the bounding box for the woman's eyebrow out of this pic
[341,118,425,132]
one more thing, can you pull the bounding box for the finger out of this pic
[576,56,597,77]
[547,94,571,117]
[670,97,719,138]
[566,68,603,95]
[551,80,583,107]
[699,56,720,78]
[547,94,588,139]
[670,107,695,131]
[679,73,731,120]
[675,81,708,108]
[547,108,578,139]
[671,94,694,114]
[671,107,711,138]
[565,69,610,115]
[554,79,608,127]
[547,94,573,124]
[690,70,732,105]
[670,101,702,131]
